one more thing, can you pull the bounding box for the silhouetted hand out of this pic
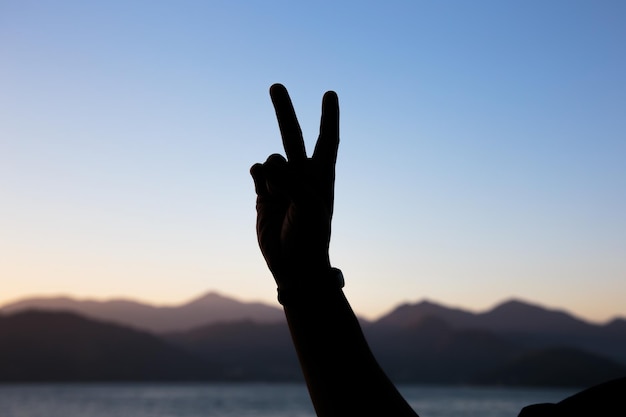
[250,83,339,289]
[250,85,419,417]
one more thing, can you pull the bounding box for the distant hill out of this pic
[373,298,626,365]
[166,320,302,381]
[3,294,625,363]
[165,314,625,387]
[0,292,285,333]
[1,307,624,386]
[0,310,221,382]
[2,293,625,385]
[375,298,593,333]
[475,347,626,387]
[363,316,521,384]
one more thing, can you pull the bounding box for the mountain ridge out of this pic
[372,297,626,365]
[1,302,625,385]
[3,292,624,325]
[0,310,222,381]
[0,291,286,333]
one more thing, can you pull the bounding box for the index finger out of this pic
[270,83,307,163]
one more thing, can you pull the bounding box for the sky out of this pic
[2,1,625,323]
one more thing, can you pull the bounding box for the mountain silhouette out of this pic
[605,318,626,333]
[373,298,626,365]
[166,320,302,381]
[1,305,624,386]
[373,299,477,328]
[0,292,285,333]
[363,316,521,383]
[0,310,221,382]
[2,293,625,385]
[478,299,592,333]
[475,347,626,387]
[376,298,593,332]
[166,314,625,387]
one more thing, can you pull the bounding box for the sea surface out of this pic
[0,383,579,417]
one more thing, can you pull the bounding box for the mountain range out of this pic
[0,310,220,382]
[370,299,626,365]
[1,293,625,386]
[0,291,285,333]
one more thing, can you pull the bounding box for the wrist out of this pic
[271,257,331,286]
[277,267,345,306]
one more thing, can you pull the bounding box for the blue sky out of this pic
[2,1,625,322]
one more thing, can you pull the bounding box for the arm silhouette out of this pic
[250,83,418,417]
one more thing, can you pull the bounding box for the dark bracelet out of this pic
[277,267,345,306]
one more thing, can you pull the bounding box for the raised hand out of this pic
[250,83,339,289]
[250,84,420,417]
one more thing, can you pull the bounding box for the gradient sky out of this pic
[2,1,625,323]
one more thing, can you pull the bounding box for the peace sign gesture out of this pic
[250,84,340,291]
[250,85,420,417]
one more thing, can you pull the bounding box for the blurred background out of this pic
[2,0,625,323]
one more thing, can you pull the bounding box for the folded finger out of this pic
[250,163,270,197]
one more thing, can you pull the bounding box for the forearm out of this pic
[282,283,418,417]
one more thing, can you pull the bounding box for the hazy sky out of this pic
[2,1,625,322]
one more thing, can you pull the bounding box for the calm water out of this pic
[0,383,577,417]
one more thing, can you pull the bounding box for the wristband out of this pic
[277,267,345,306]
